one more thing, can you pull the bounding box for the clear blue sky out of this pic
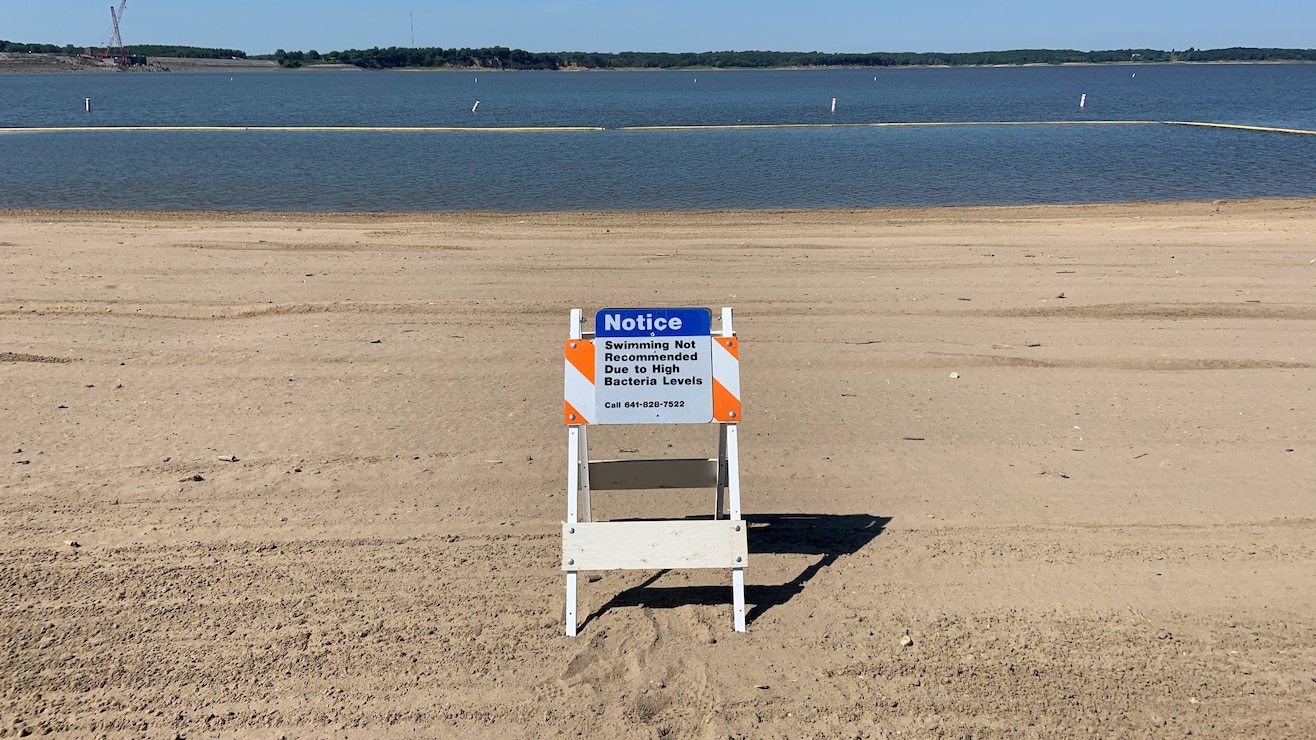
[6,0,1314,55]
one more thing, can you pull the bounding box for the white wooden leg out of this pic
[566,425,580,637]
[566,571,578,636]
[580,425,592,523]
[715,424,728,519]
[727,421,745,632]
[567,427,580,524]
[732,568,746,632]
[726,423,741,519]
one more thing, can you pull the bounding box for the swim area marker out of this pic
[2,120,1315,136]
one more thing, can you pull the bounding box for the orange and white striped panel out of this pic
[711,336,741,422]
[563,339,595,425]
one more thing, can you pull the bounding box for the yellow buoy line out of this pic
[620,120,1162,131]
[1,121,1313,135]
[1163,121,1316,136]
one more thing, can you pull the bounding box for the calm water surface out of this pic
[1,65,1313,210]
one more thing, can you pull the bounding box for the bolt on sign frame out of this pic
[562,307,746,636]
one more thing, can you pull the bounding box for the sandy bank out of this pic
[2,198,1314,737]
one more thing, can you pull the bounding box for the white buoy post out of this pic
[85,98,91,112]
[1080,93,1087,109]
[472,101,480,113]
[831,97,837,114]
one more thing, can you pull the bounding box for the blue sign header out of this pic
[595,307,711,337]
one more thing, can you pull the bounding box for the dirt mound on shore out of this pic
[0,52,277,73]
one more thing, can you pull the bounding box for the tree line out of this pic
[256,46,1316,69]
[0,41,246,58]
[5,41,1314,68]
[124,45,247,59]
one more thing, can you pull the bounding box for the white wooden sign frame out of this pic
[563,307,746,636]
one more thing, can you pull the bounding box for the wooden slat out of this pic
[563,520,748,570]
[587,458,720,490]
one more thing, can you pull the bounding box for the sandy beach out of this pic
[2,199,1314,737]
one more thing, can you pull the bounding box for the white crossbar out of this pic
[563,520,748,571]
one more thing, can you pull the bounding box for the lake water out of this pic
[1,65,1314,211]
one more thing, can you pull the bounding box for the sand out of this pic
[2,199,1314,738]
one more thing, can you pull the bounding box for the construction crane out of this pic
[101,0,128,68]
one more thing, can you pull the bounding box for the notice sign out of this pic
[594,308,713,424]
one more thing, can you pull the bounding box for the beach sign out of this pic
[562,307,747,636]
[564,307,740,426]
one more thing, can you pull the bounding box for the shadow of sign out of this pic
[580,513,890,629]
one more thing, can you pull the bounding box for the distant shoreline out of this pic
[2,52,1313,74]
[391,59,1316,73]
